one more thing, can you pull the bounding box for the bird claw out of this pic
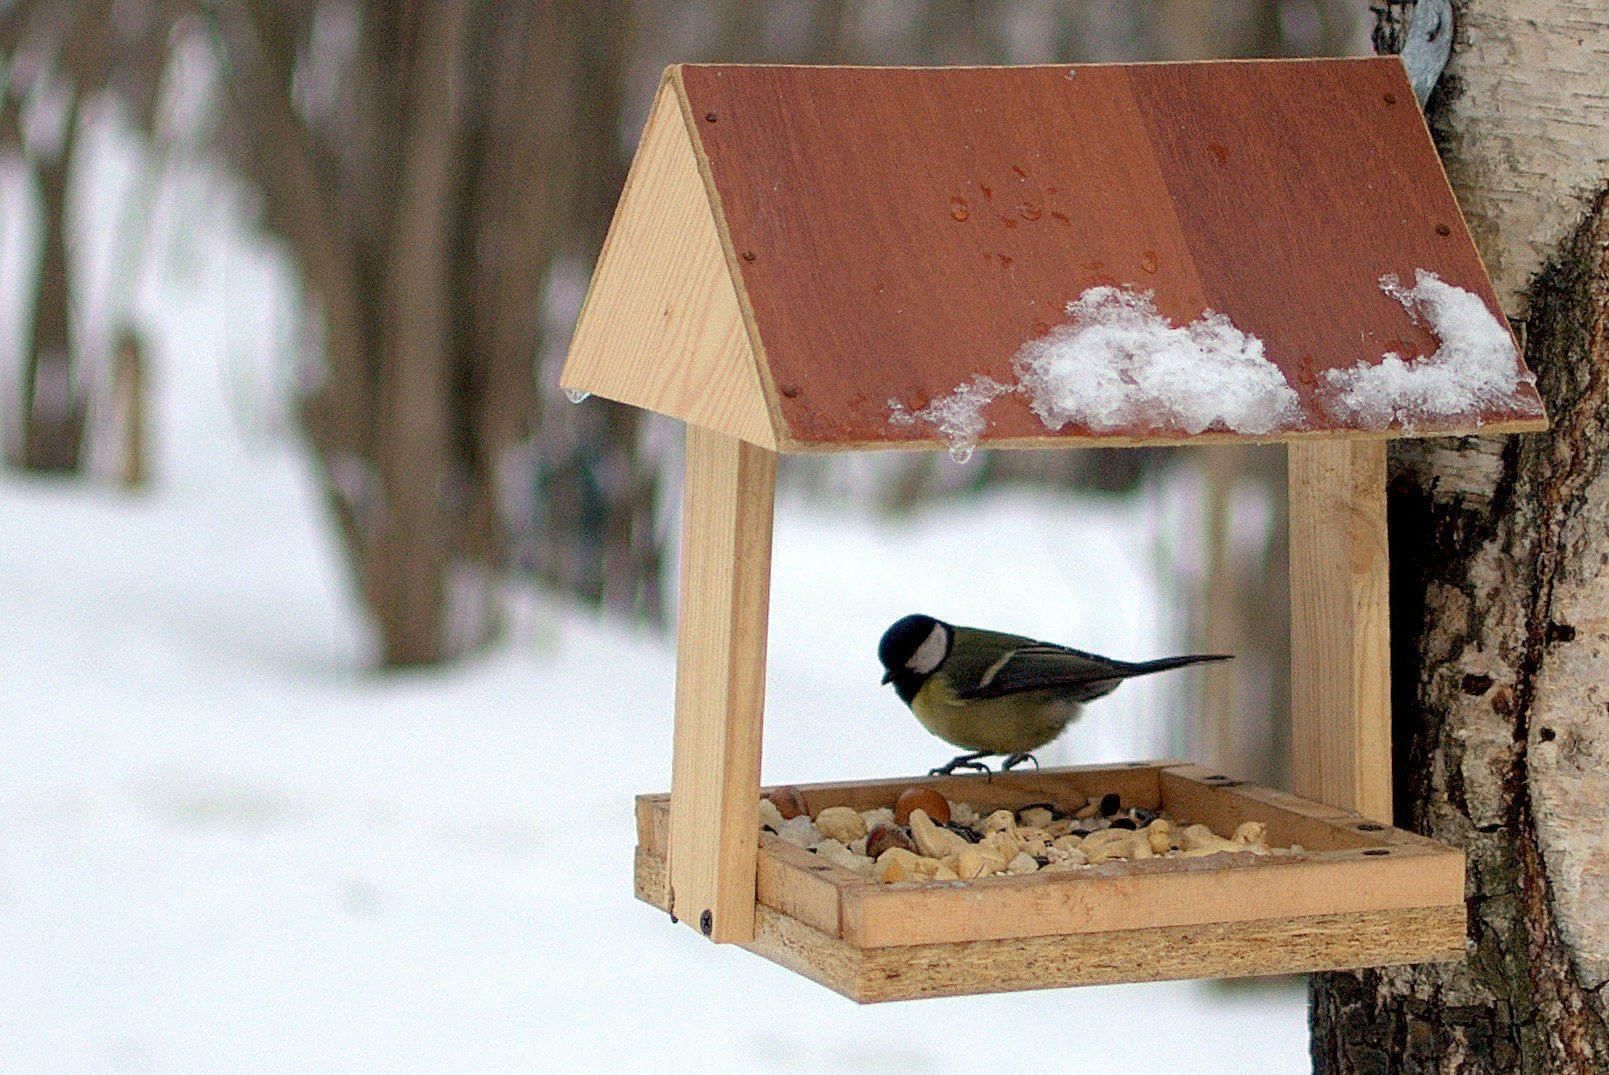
[929,752,994,777]
[1002,752,1040,771]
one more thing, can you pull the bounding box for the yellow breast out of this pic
[910,678,1082,755]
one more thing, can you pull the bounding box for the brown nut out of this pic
[1018,805,1055,829]
[894,786,950,826]
[765,785,807,820]
[865,822,917,859]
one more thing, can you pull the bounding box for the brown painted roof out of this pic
[563,59,1545,452]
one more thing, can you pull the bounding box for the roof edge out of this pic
[669,65,791,449]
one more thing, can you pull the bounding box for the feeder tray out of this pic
[635,763,1464,1002]
[562,57,1546,998]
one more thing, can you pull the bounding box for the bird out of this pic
[878,613,1230,776]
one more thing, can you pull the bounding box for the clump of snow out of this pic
[1013,287,1302,436]
[1324,271,1533,430]
[885,287,1303,453]
[888,375,1015,462]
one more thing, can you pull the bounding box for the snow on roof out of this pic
[1324,272,1542,431]
[1016,288,1303,440]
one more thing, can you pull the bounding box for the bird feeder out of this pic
[561,59,1547,1002]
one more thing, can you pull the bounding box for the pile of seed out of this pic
[757,784,1300,883]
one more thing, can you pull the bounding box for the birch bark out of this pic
[1311,2,1609,1070]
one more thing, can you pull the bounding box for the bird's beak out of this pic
[880,669,893,685]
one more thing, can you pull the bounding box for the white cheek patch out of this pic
[907,623,949,675]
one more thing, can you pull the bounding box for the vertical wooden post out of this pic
[668,424,776,943]
[1287,440,1392,823]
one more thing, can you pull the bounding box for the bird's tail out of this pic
[1121,653,1232,677]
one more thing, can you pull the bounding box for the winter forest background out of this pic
[3,2,1379,1071]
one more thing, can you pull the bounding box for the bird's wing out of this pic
[953,639,1130,702]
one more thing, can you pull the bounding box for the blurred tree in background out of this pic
[1,0,171,472]
[0,0,1365,685]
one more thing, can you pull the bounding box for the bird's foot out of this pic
[1001,752,1040,771]
[929,752,993,777]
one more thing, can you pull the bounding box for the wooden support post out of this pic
[1287,440,1392,823]
[668,424,777,943]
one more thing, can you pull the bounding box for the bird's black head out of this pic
[878,614,952,703]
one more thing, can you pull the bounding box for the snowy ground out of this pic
[0,102,1306,1074]
[0,448,1308,1073]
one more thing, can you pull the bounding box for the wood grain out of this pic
[635,847,1467,1003]
[561,78,774,448]
[765,759,1169,814]
[638,764,1464,955]
[666,425,777,942]
[1288,440,1393,821]
[675,59,1545,451]
[840,838,1459,948]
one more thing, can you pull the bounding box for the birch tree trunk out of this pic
[1311,2,1609,1070]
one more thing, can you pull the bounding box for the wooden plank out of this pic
[640,765,1463,950]
[825,904,1465,1003]
[677,59,1544,451]
[637,795,855,937]
[841,842,1460,948]
[755,836,854,937]
[641,767,1458,873]
[634,762,1167,842]
[634,847,1467,1003]
[1288,439,1393,822]
[1159,765,1381,851]
[667,425,777,942]
[770,422,1549,455]
[560,77,774,449]
[773,762,1167,815]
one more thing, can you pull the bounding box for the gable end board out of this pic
[561,78,775,449]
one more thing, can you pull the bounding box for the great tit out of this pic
[878,613,1230,775]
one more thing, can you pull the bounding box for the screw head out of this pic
[741,250,756,261]
[1383,92,1398,105]
[1436,223,1452,236]
[779,384,800,398]
[704,112,718,122]
[699,910,714,936]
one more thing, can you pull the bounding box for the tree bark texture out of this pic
[4,0,122,472]
[207,0,655,665]
[1311,3,1609,1070]
[19,107,83,472]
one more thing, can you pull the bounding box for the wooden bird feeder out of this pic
[561,59,1547,1002]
